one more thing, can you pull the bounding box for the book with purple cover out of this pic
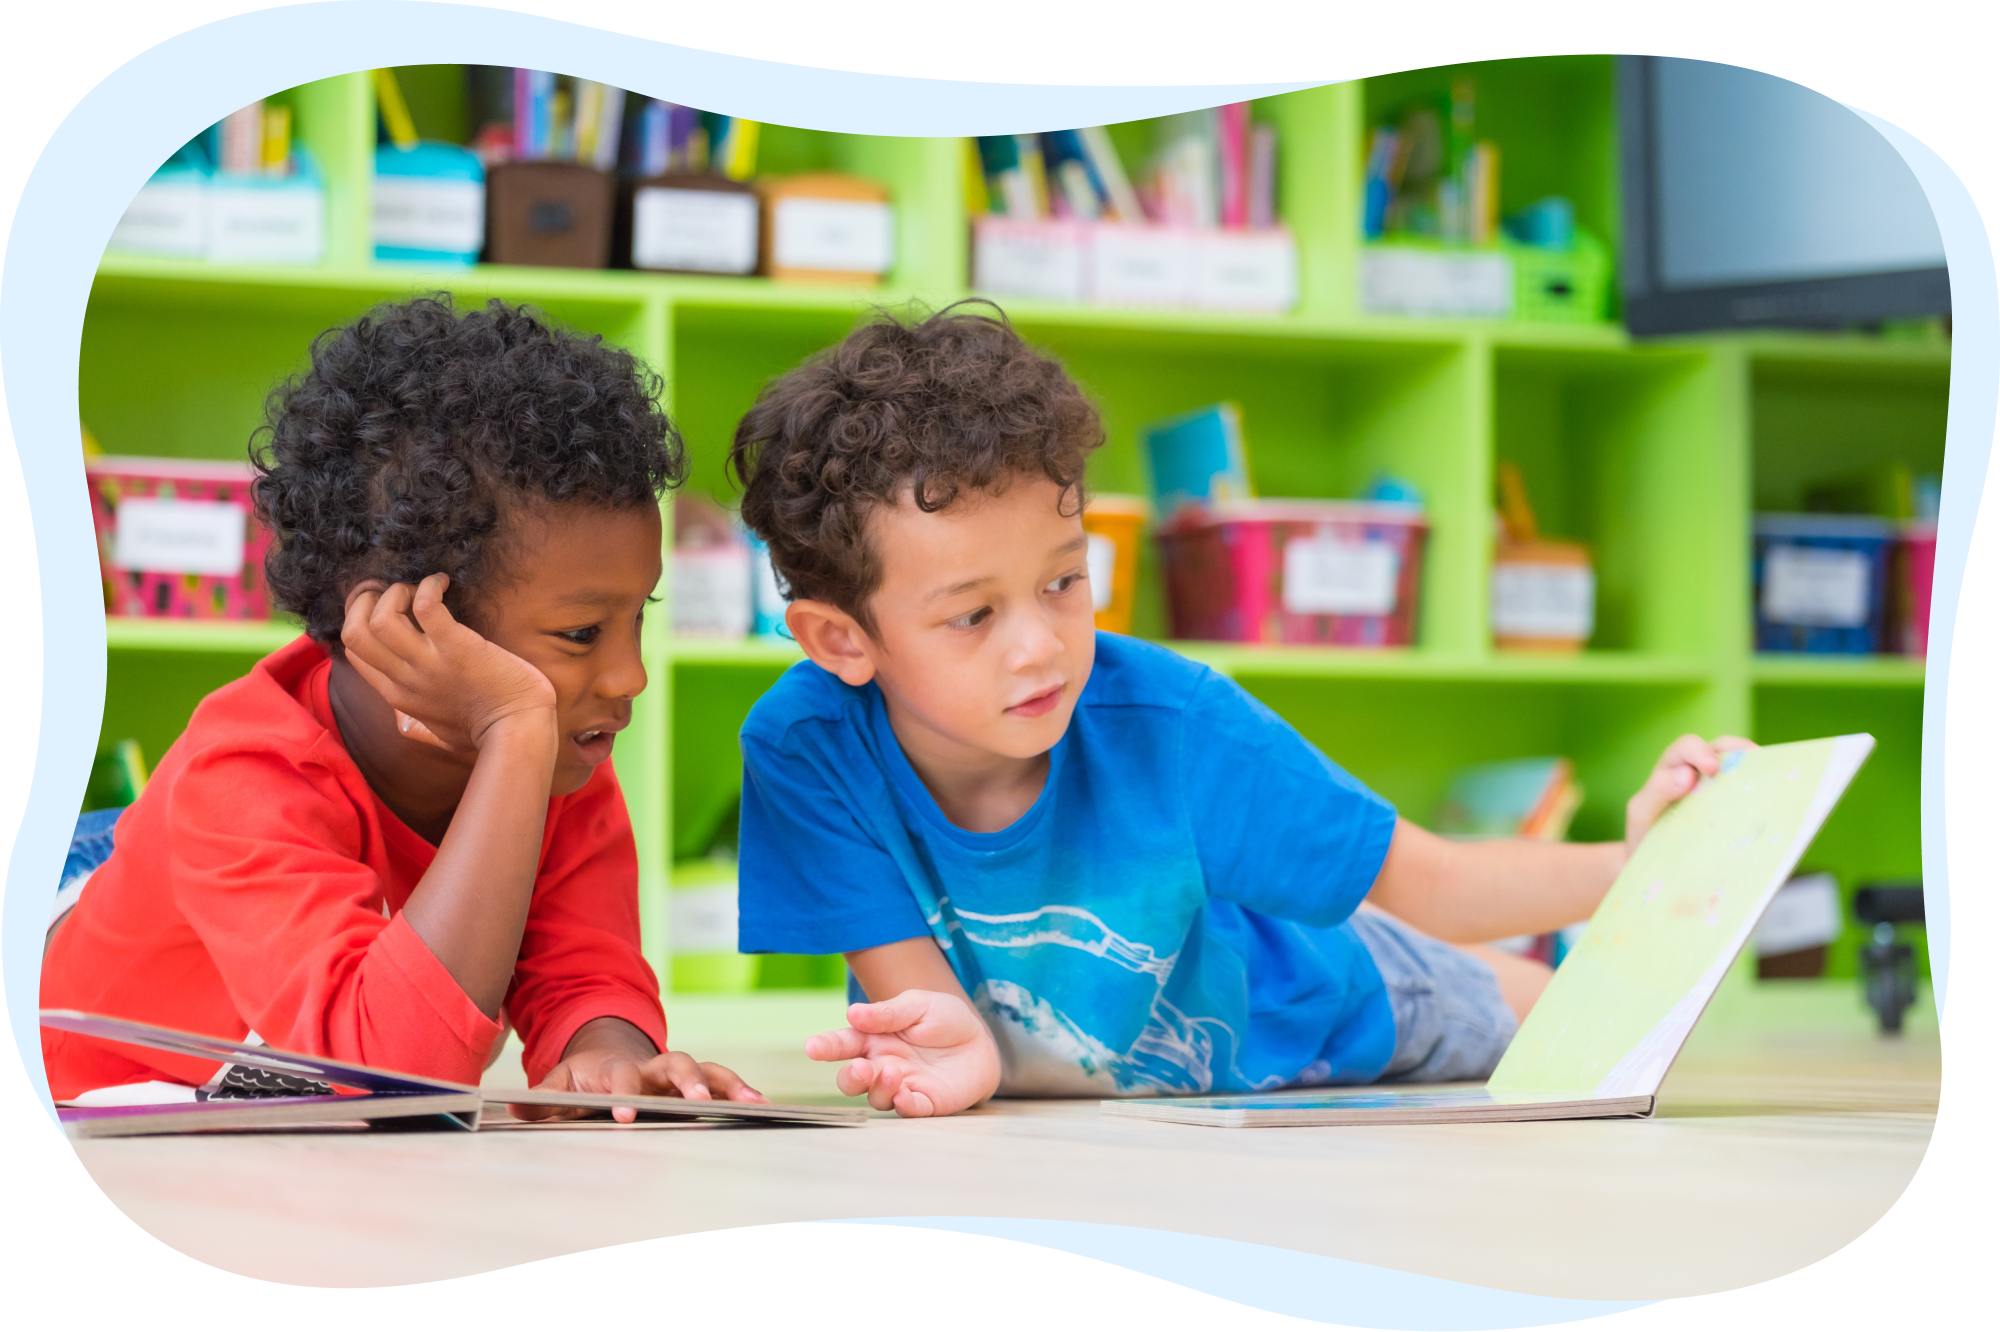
[41,1011,867,1137]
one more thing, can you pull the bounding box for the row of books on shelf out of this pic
[110,67,897,281]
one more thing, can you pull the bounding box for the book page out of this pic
[1489,736,1870,1098]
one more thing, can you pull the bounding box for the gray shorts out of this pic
[1351,907,1519,1083]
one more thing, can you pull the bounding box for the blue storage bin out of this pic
[373,142,485,265]
[1753,513,1895,654]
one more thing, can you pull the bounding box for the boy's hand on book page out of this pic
[804,990,1001,1117]
[1625,733,1758,853]
[342,575,558,755]
[515,1048,768,1124]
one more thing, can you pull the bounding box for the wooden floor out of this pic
[72,980,1940,1299]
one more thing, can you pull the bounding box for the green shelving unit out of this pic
[79,61,1943,1017]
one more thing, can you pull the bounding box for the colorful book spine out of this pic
[1247,122,1276,229]
[1218,101,1249,228]
[640,100,670,176]
[1078,125,1142,222]
[373,69,419,151]
[219,102,264,176]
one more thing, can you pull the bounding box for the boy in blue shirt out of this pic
[729,303,1745,1117]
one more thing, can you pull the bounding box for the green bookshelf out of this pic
[80,62,1941,1015]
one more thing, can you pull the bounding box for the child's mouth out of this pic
[1005,684,1065,719]
[572,727,620,764]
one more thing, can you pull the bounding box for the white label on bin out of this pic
[1763,545,1869,627]
[673,548,753,639]
[670,883,739,954]
[373,177,485,254]
[974,223,1086,301]
[751,545,789,627]
[1752,872,1843,957]
[1492,563,1596,639]
[1282,535,1399,616]
[1191,230,1297,312]
[633,188,759,273]
[1090,226,1193,306]
[1359,249,1512,317]
[773,197,894,274]
[1086,533,1115,612]
[109,181,209,257]
[113,498,246,576]
[207,184,324,264]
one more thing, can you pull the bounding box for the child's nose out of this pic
[597,638,648,700]
[1005,606,1064,671]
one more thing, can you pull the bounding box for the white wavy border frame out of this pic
[2,6,1991,1326]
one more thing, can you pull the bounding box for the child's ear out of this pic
[787,600,878,687]
[343,579,390,616]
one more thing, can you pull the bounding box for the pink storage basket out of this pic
[1901,523,1937,656]
[1158,500,1427,646]
[88,456,272,620]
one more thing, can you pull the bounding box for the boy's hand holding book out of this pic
[804,990,1001,1117]
[1624,733,1757,855]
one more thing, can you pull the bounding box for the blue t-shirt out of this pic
[736,632,1399,1096]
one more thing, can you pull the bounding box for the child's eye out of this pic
[1046,571,1085,595]
[947,607,993,630]
[559,626,601,646]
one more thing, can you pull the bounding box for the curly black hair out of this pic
[252,295,684,645]
[728,300,1103,633]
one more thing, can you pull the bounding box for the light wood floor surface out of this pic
[71,987,1941,1299]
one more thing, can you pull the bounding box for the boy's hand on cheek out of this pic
[342,574,558,755]
[1625,733,1757,853]
[804,989,1001,1117]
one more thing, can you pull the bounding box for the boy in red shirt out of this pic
[44,296,761,1117]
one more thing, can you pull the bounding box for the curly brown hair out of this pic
[252,295,684,645]
[729,301,1103,633]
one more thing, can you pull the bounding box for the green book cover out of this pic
[1490,735,1873,1098]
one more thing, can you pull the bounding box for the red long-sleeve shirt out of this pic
[41,635,667,1100]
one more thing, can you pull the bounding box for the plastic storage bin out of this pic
[1081,495,1149,635]
[88,457,272,619]
[1898,522,1937,656]
[1158,500,1427,646]
[373,141,485,265]
[1753,513,1896,654]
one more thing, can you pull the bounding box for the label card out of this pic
[109,182,209,258]
[1359,249,1512,317]
[113,498,246,576]
[669,883,739,955]
[1282,535,1400,616]
[1492,564,1597,639]
[672,548,753,639]
[207,184,325,265]
[974,220,1086,301]
[373,177,485,255]
[1762,545,1869,627]
[772,198,894,274]
[1086,532,1116,612]
[1191,230,1298,312]
[1090,225,1193,306]
[633,188,759,273]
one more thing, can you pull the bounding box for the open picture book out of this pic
[1101,733,1875,1128]
[39,1010,868,1138]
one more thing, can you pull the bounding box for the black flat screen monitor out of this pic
[1618,55,1949,336]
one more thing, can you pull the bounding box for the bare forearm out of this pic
[847,935,973,1006]
[401,718,557,1016]
[1367,819,1626,944]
